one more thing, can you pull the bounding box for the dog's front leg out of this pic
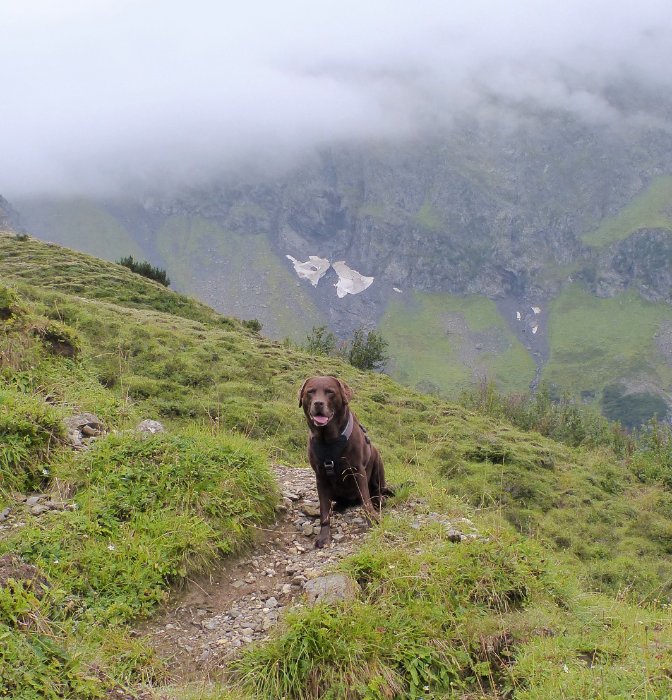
[315,476,332,548]
[354,470,379,524]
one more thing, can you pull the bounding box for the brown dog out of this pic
[298,375,390,548]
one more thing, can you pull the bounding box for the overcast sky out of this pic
[2,0,671,196]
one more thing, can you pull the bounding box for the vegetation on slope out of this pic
[0,232,233,326]
[543,284,672,425]
[581,175,672,248]
[155,214,326,339]
[13,196,144,261]
[1,233,672,698]
[380,291,536,396]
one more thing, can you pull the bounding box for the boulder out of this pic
[135,419,166,434]
[304,573,358,605]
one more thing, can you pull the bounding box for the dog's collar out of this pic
[340,410,354,440]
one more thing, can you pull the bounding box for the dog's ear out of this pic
[298,379,309,407]
[337,379,353,405]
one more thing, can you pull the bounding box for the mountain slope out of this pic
[2,233,672,698]
[10,105,672,425]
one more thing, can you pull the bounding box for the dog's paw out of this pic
[315,531,331,548]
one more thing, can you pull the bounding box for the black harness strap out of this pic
[311,412,357,480]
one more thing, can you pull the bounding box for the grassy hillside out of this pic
[155,215,326,339]
[0,232,238,326]
[581,176,672,248]
[380,291,536,395]
[14,197,144,260]
[2,232,672,698]
[543,284,672,425]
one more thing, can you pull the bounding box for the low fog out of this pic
[2,0,671,196]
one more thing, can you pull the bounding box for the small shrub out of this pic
[348,327,388,371]
[0,285,20,320]
[117,256,170,287]
[242,318,263,332]
[303,325,336,356]
[459,380,628,450]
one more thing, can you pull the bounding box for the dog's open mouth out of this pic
[311,414,331,427]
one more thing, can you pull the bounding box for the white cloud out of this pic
[1,0,671,195]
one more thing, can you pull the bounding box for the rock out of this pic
[64,413,104,449]
[447,529,463,543]
[301,504,321,517]
[0,508,10,521]
[136,419,166,434]
[202,618,219,630]
[265,596,278,608]
[304,573,358,605]
[46,501,68,511]
[64,413,103,432]
[25,495,45,507]
[301,523,314,536]
[30,505,51,516]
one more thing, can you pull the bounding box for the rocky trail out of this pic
[139,464,479,684]
[138,464,374,681]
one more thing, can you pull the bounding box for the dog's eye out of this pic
[306,389,316,395]
[325,389,335,396]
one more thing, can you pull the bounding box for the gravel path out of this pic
[140,465,378,680]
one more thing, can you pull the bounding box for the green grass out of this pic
[379,291,536,396]
[4,431,277,623]
[543,284,672,412]
[581,175,672,248]
[235,515,672,699]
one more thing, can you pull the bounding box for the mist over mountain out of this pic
[2,0,672,196]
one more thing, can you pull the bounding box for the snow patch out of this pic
[331,261,374,298]
[285,255,330,287]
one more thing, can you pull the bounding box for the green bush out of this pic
[0,285,20,320]
[117,255,170,287]
[348,327,388,371]
[303,326,337,356]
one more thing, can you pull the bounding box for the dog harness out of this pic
[311,411,370,480]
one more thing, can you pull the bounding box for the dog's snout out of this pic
[313,399,325,409]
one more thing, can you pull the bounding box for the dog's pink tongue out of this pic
[312,415,329,426]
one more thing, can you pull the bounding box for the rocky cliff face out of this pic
[138,112,672,318]
[0,195,20,232]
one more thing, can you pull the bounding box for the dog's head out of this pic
[298,375,353,429]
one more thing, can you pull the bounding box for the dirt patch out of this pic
[0,553,48,594]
